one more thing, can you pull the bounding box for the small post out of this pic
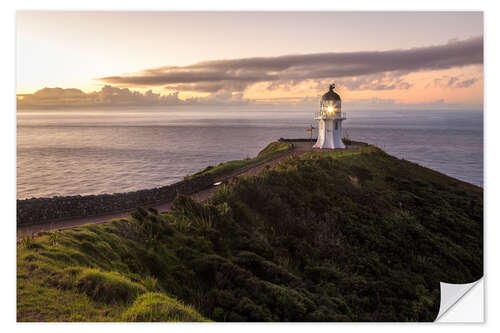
[306,124,315,141]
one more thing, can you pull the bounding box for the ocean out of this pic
[16,107,483,199]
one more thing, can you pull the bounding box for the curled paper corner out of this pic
[435,278,483,322]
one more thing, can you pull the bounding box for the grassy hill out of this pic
[186,141,291,179]
[17,143,483,322]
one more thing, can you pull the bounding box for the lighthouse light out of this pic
[327,106,333,112]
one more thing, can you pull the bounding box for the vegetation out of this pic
[17,144,482,322]
[124,293,209,322]
[342,137,352,145]
[186,141,291,179]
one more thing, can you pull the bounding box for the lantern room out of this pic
[320,83,342,117]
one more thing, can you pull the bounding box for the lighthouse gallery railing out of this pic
[314,111,347,119]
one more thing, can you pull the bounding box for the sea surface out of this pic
[17,107,483,199]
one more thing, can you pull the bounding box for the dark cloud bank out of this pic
[18,36,482,108]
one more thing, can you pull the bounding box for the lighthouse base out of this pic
[312,146,345,150]
[313,118,346,150]
[312,144,346,150]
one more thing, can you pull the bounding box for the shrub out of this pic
[212,307,226,321]
[76,268,145,304]
[132,207,148,222]
[123,292,208,322]
[163,224,175,236]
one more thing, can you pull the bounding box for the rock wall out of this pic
[17,174,214,226]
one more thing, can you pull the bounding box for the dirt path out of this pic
[17,142,314,238]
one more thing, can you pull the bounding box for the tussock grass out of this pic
[20,232,35,249]
[141,276,159,292]
[123,292,209,322]
[76,268,146,304]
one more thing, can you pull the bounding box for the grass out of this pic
[16,214,207,322]
[123,293,209,322]
[76,268,146,304]
[20,232,35,249]
[17,273,127,321]
[186,141,292,179]
[17,143,483,322]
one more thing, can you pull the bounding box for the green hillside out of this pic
[17,143,483,322]
[186,141,291,179]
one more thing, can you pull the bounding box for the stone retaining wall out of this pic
[17,174,214,226]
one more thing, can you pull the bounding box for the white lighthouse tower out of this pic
[313,84,346,149]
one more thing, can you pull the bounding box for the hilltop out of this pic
[17,142,483,322]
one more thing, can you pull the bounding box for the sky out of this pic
[16,11,483,109]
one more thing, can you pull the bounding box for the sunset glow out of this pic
[16,11,483,109]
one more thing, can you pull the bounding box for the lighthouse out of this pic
[313,84,346,150]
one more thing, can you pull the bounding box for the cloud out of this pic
[18,36,482,109]
[17,85,251,109]
[344,97,472,111]
[335,72,413,91]
[17,86,177,108]
[455,78,479,88]
[433,75,481,89]
[98,36,482,93]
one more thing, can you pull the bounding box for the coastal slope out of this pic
[17,143,483,322]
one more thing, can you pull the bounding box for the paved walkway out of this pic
[17,142,314,238]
